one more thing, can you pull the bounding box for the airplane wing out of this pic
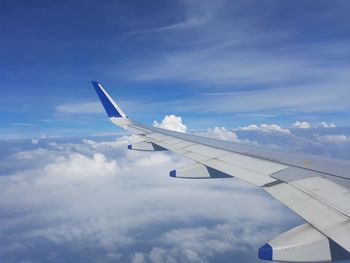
[92,81,350,262]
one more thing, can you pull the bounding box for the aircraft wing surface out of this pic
[92,81,350,262]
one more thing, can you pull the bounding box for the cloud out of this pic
[140,221,289,263]
[31,134,61,145]
[128,15,209,36]
[154,224,271,262]
[83,135,141,150]
[293,121,336,129]
[196,127,238,141]
[318,121,336,128]
[312,134,350,159]
[56,102,103,114]
[0,136,297,262]
[44,152,119,180]
[132,252,146,263]
[1,114,349,262]
[315,134,350,143]
[153,115,187,133]
[237,124,259,131]
[237,124,290,134]
[293,121,311,129]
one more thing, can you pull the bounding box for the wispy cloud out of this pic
[128,15,209,36]
[11,122,36,127]
[118,1,350,116]
[142,80,349,115]
[56,102,103,114]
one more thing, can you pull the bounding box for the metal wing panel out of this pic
[183,144,230,158]
[202,158,276,186]
[265,182,350,252]
[146,133,172,141]
[218,153,288,176]
[290,177,350,218]
[162,138,195,148]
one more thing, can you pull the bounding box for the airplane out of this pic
[92,81,350,262]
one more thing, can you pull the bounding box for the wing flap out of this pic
[182,144,229,158]
[218,153,287,176]
[265,181,350,252]
[203,158,277,186]
[162,138,195,148]
[290,177,350,217]
[147,133,172,141]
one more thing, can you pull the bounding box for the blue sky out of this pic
[1,0,350,139]
[1,1,350,263]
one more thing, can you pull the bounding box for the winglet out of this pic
[258,243,273,261]
[92,81,127,118]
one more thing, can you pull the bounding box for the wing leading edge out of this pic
[93,81,350,262]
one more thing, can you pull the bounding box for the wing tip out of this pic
[91,80,99,88]
[169,170,176,177]
[91,81,124,118]
[258,243,273,261]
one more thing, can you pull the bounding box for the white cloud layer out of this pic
[0,135,297,263]
[1,116,350,262]
[153,115,188,133]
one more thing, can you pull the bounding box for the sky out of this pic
[1,1,350,263]
[1,0,350,138]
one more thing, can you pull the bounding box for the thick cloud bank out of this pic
[0,135,297,263]
[0,119,349,262]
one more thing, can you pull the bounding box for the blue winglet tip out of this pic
[258,243,272,261]
[169,170,176,177]
[127,144,132,150]
[91,81,122,118]
[91,81,102,93]
[91,81,99,88]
